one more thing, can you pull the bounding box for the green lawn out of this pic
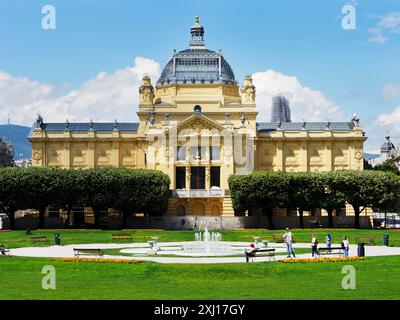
[1,228,399,248]
[1,255,399,299]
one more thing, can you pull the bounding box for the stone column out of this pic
[324,140,332,171]
[276,141,284,171]
[206,166,211,190]
[63,141,71,169]
[87,141,95,168]
[185,165,191,190]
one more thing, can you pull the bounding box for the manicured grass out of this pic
[1,255,399,299]
[1,228,399,248]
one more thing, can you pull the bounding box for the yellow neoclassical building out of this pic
[29,17,367,225]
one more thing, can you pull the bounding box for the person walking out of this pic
[283,228,296,258]
[311,233,318,258]
[341,236,350,257]
[325,233,332,252]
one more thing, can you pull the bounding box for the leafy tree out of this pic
[331,170,400,229]
[286,172,321,228]
[0,167,170,229]
[229,172,289,229]
[314,172,345,228]
[363,158,373,170]
[0,168,26,229]
[373,161,400,175]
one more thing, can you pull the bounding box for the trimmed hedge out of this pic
[229,170,400,229]
[0,167,170,229]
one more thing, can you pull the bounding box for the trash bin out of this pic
[54,233,61,246]
[357,243,365,257]
[383,234,389,246]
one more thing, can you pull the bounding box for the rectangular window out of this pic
[190,146,206,160]
[190,167,205,189]
[176,167,186,189]
[210,146,220,161]
[210,166,220,188]
[177,147,186,161]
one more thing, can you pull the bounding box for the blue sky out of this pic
[0,0,399,152]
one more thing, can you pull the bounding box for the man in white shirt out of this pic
[283,228,296,258]
[341,236,350,257]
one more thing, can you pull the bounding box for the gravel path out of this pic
[8,242,400,264]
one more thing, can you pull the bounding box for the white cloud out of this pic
[380,83,400,101]
[377,12,400,29]
[252,69,342,122]
[0,57,161,126]
[368,12,400,44]
[363,106,400,153]
[377,106,400,127]
[367,27,388,44]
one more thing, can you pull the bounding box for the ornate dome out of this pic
[157,17,237,86]
[381,135,395,153]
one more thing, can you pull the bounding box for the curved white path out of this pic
[8,242,400,264]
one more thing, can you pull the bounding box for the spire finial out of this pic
[190,16,205,48]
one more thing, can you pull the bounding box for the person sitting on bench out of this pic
[0,245,10,256]
[244,243,257,263]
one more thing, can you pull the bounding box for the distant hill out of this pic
[0,124,32,160]
[364,152,380,160]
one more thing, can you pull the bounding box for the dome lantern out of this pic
[189,16,205,49]
[156,16,237,86]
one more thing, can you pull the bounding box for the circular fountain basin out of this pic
[120,241,247,257]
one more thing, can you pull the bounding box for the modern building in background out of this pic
[271,95,291,123]
[0,138,13,167]
[29,18,368,227]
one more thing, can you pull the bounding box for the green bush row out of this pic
[0,167,170,228]
[229,170,400,229]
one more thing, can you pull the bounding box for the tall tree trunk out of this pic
[262,207,274,230]
[7,208,15,230]
[122,210,130,229]
[298,209,304,228]
[354,206,360,229]
[38,207,47,229]
[91,207,101,229]
[327,208,333,228]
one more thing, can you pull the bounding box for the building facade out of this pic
[0,138,13,167]
[29,18,367,222]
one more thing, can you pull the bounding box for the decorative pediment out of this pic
[169,114,225,135]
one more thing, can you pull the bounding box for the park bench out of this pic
[245,248,276,262]
[316,247,343,257]
[0,244,10,256]
[31,236,50,245]
[354,235,376,245]
[111,234,132,241]
[73,248,103,258]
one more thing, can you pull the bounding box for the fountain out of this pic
[121,227,249,257]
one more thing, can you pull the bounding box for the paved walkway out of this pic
[9,242,400,264]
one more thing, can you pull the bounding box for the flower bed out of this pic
[280,257,365,263]
[49,257,144,264]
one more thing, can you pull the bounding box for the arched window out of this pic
[193,105,202,114]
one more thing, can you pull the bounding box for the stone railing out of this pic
[172,189,225,198]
